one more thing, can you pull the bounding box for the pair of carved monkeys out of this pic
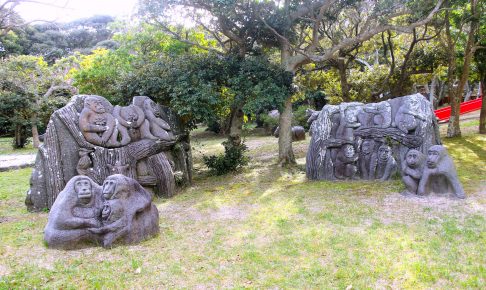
[79,96,173,147]
[44,174,159,249]
[401,145,465,198]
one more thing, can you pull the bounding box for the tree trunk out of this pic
[445,3,461,137]
[278,97,295,165]
[429,75,437,105]
[31,114,40,148]
[480,79,486,134]
[337,53,350,102]
[278,43,296,165]
[228,105,244,146]
[14,124,23,148]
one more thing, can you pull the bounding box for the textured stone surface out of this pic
[26,95,192,212]
[44,174,159,249]
[306,94,441,181]
[417,145,465,198]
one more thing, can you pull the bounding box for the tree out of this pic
[442,0,480,137]
[0,55,78,147]
[141,0,444,165]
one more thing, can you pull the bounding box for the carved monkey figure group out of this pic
[44,175,159,249]
[401,146,465,198]
[79,96,174,148]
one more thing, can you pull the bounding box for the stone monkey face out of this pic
[121,106,140,124]
[408,97,420,111]
[85,97,106,114]
[102,178,117,200]
[343,144,355,158]
[378,145,392,162]
[74,178,92,204]
[101,201,112,220]
[361,140,374,154]
[406,149,422,168]
[345,108,358,123]
[148,100,162,117]
[426,146,443,169]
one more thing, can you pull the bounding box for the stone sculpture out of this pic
[374,144,397,181]
[417,145,465,198]
[306,94,441,181]
[44,174,159,249]
[401,149,424,196]
[358,139,377,180]
[273,125,306,141]
[44,176,103,249]
[26,95,192,212]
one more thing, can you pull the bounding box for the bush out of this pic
[293,105,312,130]
[260,112,279,135]
[203,141,249,175]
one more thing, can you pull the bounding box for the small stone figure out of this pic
[44,176,102,249]
[417,145,465,198]
[374,144,397,181]
[137,97,174,141]
[92,174,159,248]
[362,101,391,128]
[334,144,358,179]
[336,106,361,141]
[394,95,426,133]
[358,139,377,180]
[113,104,155,144]
[401,149,424,196]
[273,126,306,141]
[79,96,119,147]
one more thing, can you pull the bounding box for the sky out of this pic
[16,0,139,23]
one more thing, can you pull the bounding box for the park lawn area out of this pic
[0,137,37,155]
[0,129,485,289]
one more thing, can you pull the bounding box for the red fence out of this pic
[434,97,483,122]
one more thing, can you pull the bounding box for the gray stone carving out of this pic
[401,149,424,196]
[273,125,306,141]
[26,95,192,212]
[306,94,441,181]
[45,174,159,249]
[417,145,465,198]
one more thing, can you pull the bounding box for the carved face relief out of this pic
[378,145,391,162]
[408,97,420,111]
[426,148,441,169]
[344,144,355,158]
[406,149,421,168]
[148,100,161,117]
[345,107,358,123]
[74,178,92,204]
[86,98,106,114]
[101,201,112,220]
[361,140,373,154]
[121,106,140,124]
[102,178,117,200]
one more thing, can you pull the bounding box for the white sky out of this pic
[16,0,139,23]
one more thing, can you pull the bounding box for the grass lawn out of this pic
[0,137,37,155]
[0,128,485,288]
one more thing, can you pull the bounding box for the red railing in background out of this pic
[434,97,483,122]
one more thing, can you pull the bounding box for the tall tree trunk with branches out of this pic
[446,0,478,138]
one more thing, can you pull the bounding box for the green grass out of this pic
[0,137,37,155]
[0,130,485,288]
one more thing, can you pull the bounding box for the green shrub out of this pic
[203,141,249,175]
[293,105,312,130]
[259,113,279,135]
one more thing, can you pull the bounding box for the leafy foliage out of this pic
[203,140,249,175]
